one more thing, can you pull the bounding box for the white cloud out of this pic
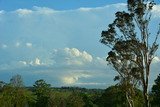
[64,47,93,63]
[33,6,57,14]
[61,71,91,85]
[0,58,45,70]
[53,47,108,70]
[35,58,41,65]
[19,61,27,65]
[51,47,110,86]
[26,43,32,48]
[28,58,46,66]
[53,48,93,66]
[78,7,92,12]
[15,9,33,16]
[62,76,78,84]
[0,46,110,87]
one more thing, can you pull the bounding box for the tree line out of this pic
[0,74,160,107]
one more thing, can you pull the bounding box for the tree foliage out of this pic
[0,80,36,107]
[96,85,143,107]
[151,74,160,106]
[100,0,159,106]
[33,79,52,107]
[66,92,85,107]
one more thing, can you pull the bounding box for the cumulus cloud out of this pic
[28,58,46,66]
[53,48,93,66]
[52,47,107,69]
[61,71,91,85]
[63,48,93,65]
[0,58,46,71]
[51,47,111,87]
[0,46,111,88]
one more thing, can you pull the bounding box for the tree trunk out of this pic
[143,84,149,107]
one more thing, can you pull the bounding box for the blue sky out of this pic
[0,0,160,89]
[0,0,127,11]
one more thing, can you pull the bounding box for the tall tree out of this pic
[33,79,51,107]
[100,0,159,107]
[10,74,24,87]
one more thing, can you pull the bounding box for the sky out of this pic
[0,0,160,89]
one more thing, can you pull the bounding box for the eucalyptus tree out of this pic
[100,0,159,107]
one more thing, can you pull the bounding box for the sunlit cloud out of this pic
[61,71,91,85]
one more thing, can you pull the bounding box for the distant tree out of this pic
[33,79,51,107]
[10,74,24,87]
[47,91,68,107]
[66,92,85,107]
[100,0,159,106]
[0,82,36,107]
[151,74,160,106]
